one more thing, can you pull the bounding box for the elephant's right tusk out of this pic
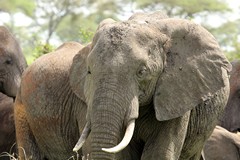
[102,119,135,153]
[73,122,91,152]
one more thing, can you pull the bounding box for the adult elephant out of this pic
[15,42,87,159]
[218,60,240,132]
[15,12,231,160]
[0,26,27,157]
[202,126,240,160]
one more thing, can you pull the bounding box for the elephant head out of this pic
[219,60,240,132]
[0,26,27,98]
[70,12,231,159]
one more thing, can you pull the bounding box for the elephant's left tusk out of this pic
[73,122,91,152]
[102,119,135,153]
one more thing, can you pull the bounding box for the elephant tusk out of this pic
[73,122,91,152]
[102,119,135,153]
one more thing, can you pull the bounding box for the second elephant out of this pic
[219,60,240,132]
[202,126,240,160]
[0,26,27,158]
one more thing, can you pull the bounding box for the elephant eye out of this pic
[5,57,13,65]
[137,66,148,79]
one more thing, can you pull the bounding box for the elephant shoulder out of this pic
[20,42,84,99]
[24,41,83,77]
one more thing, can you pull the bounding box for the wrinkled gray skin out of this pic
[15,42,87,159]
[15,12,231,160]
[202,126,240,160]
[74,12,231,160]
[0,26,27,157]
[218,60,240,132]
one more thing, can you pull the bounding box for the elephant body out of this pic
[0,26,27,158]
[14,42,87,159]
[219,60,240,132]
[202,126,240,160]
[15,12,231,160]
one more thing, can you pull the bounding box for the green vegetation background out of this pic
[1,0,239,64]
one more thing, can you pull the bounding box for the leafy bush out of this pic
[79,27,94,44]
[33,42,55,59]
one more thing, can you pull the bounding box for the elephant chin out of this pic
[73,119,136,153]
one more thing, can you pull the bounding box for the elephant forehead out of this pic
[103,23,158,45]
[94,25,157,57]
[88,22,161,73]
[89,36,149,72]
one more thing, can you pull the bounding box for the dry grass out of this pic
[0,143,17,159]
[0,146,88,160]
[0,152,17,160]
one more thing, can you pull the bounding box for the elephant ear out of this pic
[153,18,232,121]
[70,44,91,101]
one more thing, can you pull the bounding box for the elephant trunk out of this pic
[74,76,139,159]
[102,119,135,153]
[75,114,121,159]
[90,104,125,159]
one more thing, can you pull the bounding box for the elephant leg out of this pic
[141,111,191,160]
[14,100,42,160]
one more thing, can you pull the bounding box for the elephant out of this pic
[14,12,231,160]
[218,60,240,132]
[0,26,27,158]
[202,126,240,160]
[14,41,87,159]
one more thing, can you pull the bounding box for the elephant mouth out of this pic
[0,81,15,99]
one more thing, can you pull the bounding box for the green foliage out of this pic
[135,0,230,18]
[0,0,36,17]
[1,0,239,64]
[78,27,94,44]
[226,45,240,61]
[207,19,240,61]
[56,14,97,43]
[31,42,55,63]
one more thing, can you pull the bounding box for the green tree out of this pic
[34,0,83,44]
[207,19,240,60]
[135,0,230,18]
[56,13,96,43]
[1,0,239,64]
[0,0,35,17]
